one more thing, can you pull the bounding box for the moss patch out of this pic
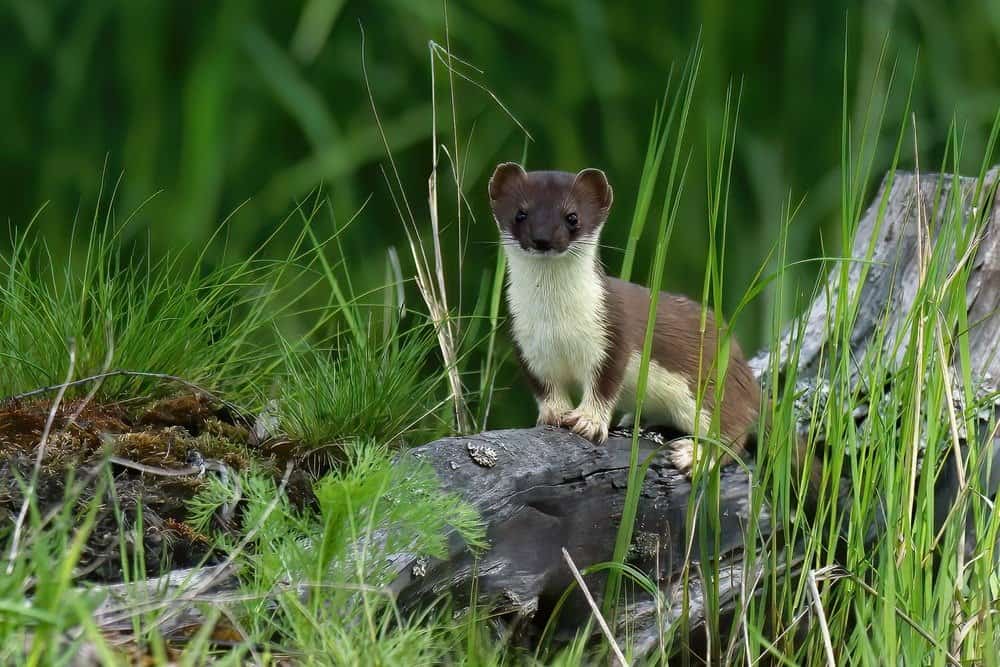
[0,393,275,582]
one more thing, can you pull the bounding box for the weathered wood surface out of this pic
[751,167,1000,382]
[88,168,1000,657]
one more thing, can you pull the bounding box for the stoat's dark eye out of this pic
[514,209,527,223]
[565,212,579,230]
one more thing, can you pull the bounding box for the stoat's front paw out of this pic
[561,410,609,444]
[537,404,569,427]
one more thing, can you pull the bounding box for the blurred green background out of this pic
[3,1,999,421]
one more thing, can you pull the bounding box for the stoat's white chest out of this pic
[504,247,608,392]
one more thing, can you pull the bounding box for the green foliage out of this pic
[186,472,241,534]
[606,41,702,618]
[186,440,486,587]
[0,469,112,665]
[311,441,485,577]
[184,440,487,664]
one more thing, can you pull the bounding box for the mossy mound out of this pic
[0,393,278,582]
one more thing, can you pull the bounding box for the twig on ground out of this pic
[106,453,242,526]
[95,579,391,632]
[5,369,245,417]
[105,454,232,479]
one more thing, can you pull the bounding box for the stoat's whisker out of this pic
[571,242,624,253]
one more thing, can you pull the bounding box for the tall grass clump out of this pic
[278,323,448,448]
[740,51,1000,665]
[0,193,329,403]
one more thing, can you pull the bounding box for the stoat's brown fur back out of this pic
[489,162,759,474]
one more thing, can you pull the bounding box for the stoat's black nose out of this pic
[532,238,552,251]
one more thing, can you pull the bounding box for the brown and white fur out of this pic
[489,162,760,474]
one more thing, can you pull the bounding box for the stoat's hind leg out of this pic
[615,412,634,428]
[668,433,748,476]
[655,407,724,477]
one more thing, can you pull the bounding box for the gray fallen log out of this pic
[391,427,763,643]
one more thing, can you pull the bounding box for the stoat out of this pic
[488,162,760,474]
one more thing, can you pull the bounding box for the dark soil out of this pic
[0,393,288,583]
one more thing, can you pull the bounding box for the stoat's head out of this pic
[488,163,613,257]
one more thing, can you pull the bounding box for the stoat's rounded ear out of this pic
[574,168,613,213]
[489,162,526,201]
